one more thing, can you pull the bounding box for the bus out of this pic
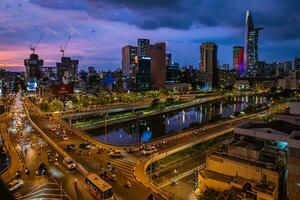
[85,173,113,200]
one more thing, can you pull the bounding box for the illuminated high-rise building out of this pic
[200,42,218,88]
[122,45,137,76]
[244,10,263,78]
[149,42,166,89]
[233,46,244,77]
[137,39,150,57]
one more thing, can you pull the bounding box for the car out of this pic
[62,135,69,141]
[63,157,76,170]
[79,142,91,149]
[141,149,157,156]
[109,150,126,158]
[8,179,24,192]
[66,144,76,151]
[36,162,48,176]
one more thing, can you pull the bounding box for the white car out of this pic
[63,157,76,170]
[8,179,24,192]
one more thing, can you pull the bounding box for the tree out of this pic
[151,98,160,107]
[48,99,64,112]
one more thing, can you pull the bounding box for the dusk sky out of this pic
[1,0,300,71]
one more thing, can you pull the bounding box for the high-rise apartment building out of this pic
[244,10,263,78]
[200,42,218,88]
[233,46,244,77]
[149,42,166,89]
[122,45,137,76]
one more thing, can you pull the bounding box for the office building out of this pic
[244,10,263,78]
[149,42,166,89]
[122,45,137,76]
[294,57,300,71]
[135,57,151,90]
[200,42,218,88]
[166,53,172,66]
[233,46,244,77]
[258,61,266,77]
[284,61,293,76]
[166,62,180,83]
[137,39,150,57]
[24,53,44,82]
[218,69,236,88]
[56,57,79,84]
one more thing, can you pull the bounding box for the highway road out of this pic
[3,94,94,200]
[24,100,163,200]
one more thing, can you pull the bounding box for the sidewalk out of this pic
[0,123,24,183]
[187,191,198,200]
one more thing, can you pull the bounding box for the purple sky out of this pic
[1,0,300,71]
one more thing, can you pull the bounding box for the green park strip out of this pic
[148,132,234,174]
[72,99,187,127]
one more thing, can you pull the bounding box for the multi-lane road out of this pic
[24,98,162,200]
[2,94,288,200]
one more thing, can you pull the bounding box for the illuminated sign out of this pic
[27,80,37,91]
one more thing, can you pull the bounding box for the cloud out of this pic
[1,0,300,70]
[28,0,300,42]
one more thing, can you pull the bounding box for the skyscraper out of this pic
[135,56,151,90]
[233,46,244,77]
[149,42,166,89]
[200,42,218,88]
[122,45,137,76]
[137,39,150,57]
[244,10,263,78]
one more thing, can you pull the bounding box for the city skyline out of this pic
[1,0,300,71]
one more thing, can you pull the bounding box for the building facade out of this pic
[135,56,151,90]
[122,45,137,76]
[149,42,166,89]
[137,39,150,57]
[24,53,44,82]
[233,46,244,77]
[244,10,263,78]
[200,42,218,88]
[56,57,79,84]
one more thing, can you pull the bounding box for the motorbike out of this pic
[125,180,131,188]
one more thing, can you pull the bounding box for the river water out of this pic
[87,96,269,146]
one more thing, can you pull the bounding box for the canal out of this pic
[87,95,269,146]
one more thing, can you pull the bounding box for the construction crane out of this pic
[60,36,71,57]
[30,33,45,54]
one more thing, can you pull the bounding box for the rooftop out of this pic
[240,120,300,135]
[212,151,279,171]
[200,170,276,195]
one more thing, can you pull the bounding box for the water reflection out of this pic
[89,96,269,146]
